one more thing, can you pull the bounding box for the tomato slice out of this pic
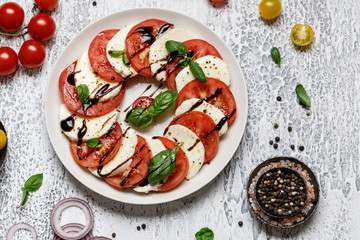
[58,61,126,117]
[155,137,189,192]
[132,96,153,109]
[166,39,222,90]
[169,111,219,164]
[88,29,124,82]
[69,123,123,168]
[175,77,237,125]
[125,19,173,77]
[104,135,152,188]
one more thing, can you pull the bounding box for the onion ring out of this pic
[50,198,94,240]
[91,237,112,240]
[53,223,94,240]
[6,222,38,240]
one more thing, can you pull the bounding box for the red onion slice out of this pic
[51,198,94,240]
[6,223,38,240]
[91,237,112,240]
[53,223,94,240]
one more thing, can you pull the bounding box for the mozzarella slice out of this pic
[75,51,122,102]
[59,104,118,141]
[88,126,137,177]
[106,25,138,79]
[133,136,167,193]
[175,55,231,91]
[175,98,228,136]
[149,28,196,81]
[164,124,205,179]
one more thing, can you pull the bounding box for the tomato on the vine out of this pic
[259,0,282,20]
[28,13,56,42]
[34,0,58,11]
[0,2,25,32]
[0,47,18,76]
[18,40,46,68]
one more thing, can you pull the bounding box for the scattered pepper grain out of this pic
[141,223,146,230]
[299,146,305,151]
[269,140,274,145]
[112,232,116,238]
[288,126,292,132]
[238,221,243,227]
[274,123,279,129]
[273,143,278,149]
[276,96,282,101]
[275,137,280,142]
[137,226,141,231]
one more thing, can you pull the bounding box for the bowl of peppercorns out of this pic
[255,167,307,218]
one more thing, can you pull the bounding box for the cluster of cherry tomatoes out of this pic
[0,0,58,76]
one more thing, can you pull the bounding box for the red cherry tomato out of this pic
[0,47,18,76]
[0,2,25,32]
[34,0,58,11]
[132,96,153,109]
[28,13,56,41]
[18,40,46,68]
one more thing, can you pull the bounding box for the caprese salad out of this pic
[58,18,237,193]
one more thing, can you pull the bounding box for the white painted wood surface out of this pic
[1,0,360,239]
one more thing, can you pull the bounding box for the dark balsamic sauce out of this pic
[188,139,200,151]
[149,83,163,97]
[82,99,99,114]
[60,114,75,132]
[167,50,194,77]
[67,72,75,85]
[205,108,237,138]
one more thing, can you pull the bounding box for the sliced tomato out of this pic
[132,96,153,109]
[88,29,124,82]
[125,19,173,77]
[69,123,123,168]
[166,39,222,90]
[175,77,237,125]
[104,135,152,188]
[155,137,189,192]
[170,111,219,164]
[58,61,126,117]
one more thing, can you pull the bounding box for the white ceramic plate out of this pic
[45,8,248,205]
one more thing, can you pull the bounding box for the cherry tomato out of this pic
[28,13,56,41]
[0,2,25,32]
[18,40,46,68]
[290,24,314,46]
[34,0,58,11]
[0,130,7,150]
[0,47,18,76]
[259,0,282,20]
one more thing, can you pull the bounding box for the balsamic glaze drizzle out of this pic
[67,72,75,85]
[187,139,200,151]
[60,114,75,132]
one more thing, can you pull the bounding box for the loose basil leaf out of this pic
[77,84,90,105]
[165,40,188,57]
[296,84,311,107]
[271,47,281,67]
[18,188,29,207]
[125,107,154,128]
[122,53,131,67]
[147,143,183,185]
[189,61,207,83]
[152,90,178,115]
[108,50,125,57]
[195,227,214,240]
[24,173,43,192]
[87,138,103,148]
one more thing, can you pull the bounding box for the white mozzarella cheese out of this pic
[106,25,138,79]
[175,55,231,91]
[88,126,137,177]
[175,98,228,136]
[149,28,196,81]
[75,51,122,102]
[58,104,118,141]
[164,124,205,179]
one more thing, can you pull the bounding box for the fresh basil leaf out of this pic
[177,55,194,68]
[18,187,29,208]
[77,84,90,105]
[165,40,188,57]
[108,50,125,57]
[152,90,178,115]
[24,173,43,192]
[271,47,281,67]
[189,61,207,83]
[195,228,214,240]
[296,84,311,107]
[147,143,183,185]
[126,107,154,128]
[87,138,103,148]
[122,53,131,67]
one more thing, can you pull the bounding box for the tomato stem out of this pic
[0,26,28,37]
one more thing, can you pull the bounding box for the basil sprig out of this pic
[271,47,281,67]
[147,142,183,185]
[87,138,103,148]
[195,227,214,240]
[296,84,311,107]
[165,40,207,83]
[19,173,43,207]
[126,90,177,128]
[77,84,90,105]
[108,50,131,67]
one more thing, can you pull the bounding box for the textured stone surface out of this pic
[1,0,360,239]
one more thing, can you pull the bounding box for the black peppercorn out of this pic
[276,96,281,101]
[299,146,305,151]
[288,126,292,132]
[238,221,243,227]
[290,144,295,150]
[275,137,280,142]
[269,140,274,145]
[273,143,278,149]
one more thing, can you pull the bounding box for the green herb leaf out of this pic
[189,61,207,83]
[165,40,188,57]
[108,50,126,57]
[177,55,194,68]
[147,143,183,185]
[271,47,281,67]
[24,173,43,192]
[122,53,131,67]
[77,84,90,105]
[87,138,103,148]
[152,90,178,115]
[195,227,214,240]
[125,107,154,128]
[296,84,311,107]
[18,187,29,208]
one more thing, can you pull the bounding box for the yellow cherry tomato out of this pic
[290,24,314,46]
[0,130,6,150]
[259,0,282,20]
